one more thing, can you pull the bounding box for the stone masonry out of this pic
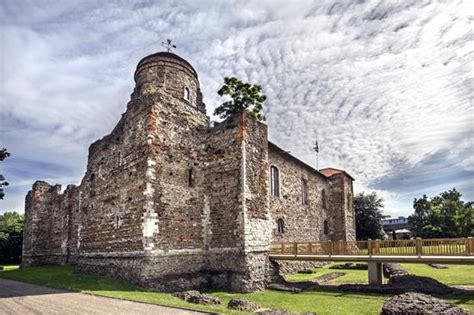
[22,51,355,292]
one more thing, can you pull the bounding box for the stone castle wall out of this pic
[326,173,356,241]
[22,51,355,292]
[268,144,332,243]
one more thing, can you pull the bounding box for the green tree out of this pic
[354,192,385,240]
[214,77,266,121]
[408,188,473,238]
[0,148,10,200]
[0,211,24,264]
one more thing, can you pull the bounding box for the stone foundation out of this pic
[75,250,269,293]
[274,260,327,275]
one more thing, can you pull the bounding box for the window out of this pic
[321,189,327,209]
[301,178,308,205]
[270,166,280,197]
[277,218,284,233]
[323,220,329,235]
[188,168,195,187]
[183,87,190,101]
[117,151,122,167]
[347,193,352,209]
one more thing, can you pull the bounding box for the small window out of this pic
[347,193,352,209]
[117,151,122,167]
[188,168,195,187]
[277,218,284,233]
[301,178,308,205]
[183,87,190,101]
[324,220,329,235]
[270,166,280,197]
[322,189,327,209]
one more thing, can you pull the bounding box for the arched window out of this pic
[183,87,190,101]
[277,218,284,233]
[270,166,280,197]
[323,220,329,235]
[301,178,308,205]
[347,193,352,209]
[321,189,327,209]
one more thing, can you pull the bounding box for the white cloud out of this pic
[0,0,472,215]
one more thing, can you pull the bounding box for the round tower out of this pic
[132,52,206,113]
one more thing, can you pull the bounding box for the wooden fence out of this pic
[271,237,474,257]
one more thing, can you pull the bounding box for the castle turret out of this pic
[132,52,206,113]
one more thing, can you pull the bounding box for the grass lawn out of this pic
[286,263,370,284]
[286,263,474,286]
[401,264,474,286]
[1,265,473,314]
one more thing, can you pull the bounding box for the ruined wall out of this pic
[268,144,332,244]
[22,182,79,266]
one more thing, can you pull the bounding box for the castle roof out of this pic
[268,141,328,181]
[319,167,355,180]
[135,51,198,78]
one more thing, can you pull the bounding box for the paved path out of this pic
[0,278,208,315]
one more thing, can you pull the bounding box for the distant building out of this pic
[382,216,411,239]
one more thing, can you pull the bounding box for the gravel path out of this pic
[0,278,208,315]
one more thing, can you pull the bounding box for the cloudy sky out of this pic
[1,0,472,216]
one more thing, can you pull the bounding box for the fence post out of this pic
[338,240,343,255]
[281,243,285,254]
[466,237,473,256]
[329,241,333,257]
[415,237,422,257]
[368,239,373,257]
[374,239,380,255]
[293,242,298,256]
[308,242,312,255]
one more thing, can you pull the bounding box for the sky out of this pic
[0,0,473,217]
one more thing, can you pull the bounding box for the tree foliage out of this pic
[354,192,385,240]
[214,77,266,121]
[408,188,473,238]
[0,148,10,200]
[0,211,24,264]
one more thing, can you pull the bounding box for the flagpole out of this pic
[317,151,319,170]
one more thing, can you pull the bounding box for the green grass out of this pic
[286,263,370,284]
[1,265,473,314]
[286,263,474,286]
[401,264,474,285]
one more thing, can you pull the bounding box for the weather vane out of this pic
[161,39,176,52]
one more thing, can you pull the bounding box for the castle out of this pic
[22,51,355,292]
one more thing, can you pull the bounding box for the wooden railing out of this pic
[270,237,474,257]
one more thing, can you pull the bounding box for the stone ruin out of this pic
[22,51,355,292]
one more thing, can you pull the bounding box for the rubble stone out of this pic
[383,263,409,278]
[228,298,261,311]
[172,290,221,305]
[381,292,471,315]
